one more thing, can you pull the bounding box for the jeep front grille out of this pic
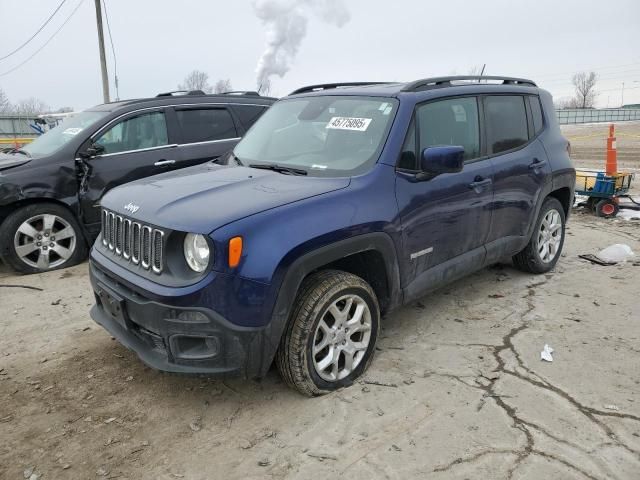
[101,209,164,273]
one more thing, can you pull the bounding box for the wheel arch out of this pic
[547,186,572,217]
[254,233,402,378]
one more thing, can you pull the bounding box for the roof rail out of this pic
[402,76,537,92]
[289,82,393,96]
[156,89,206,97]
[220,91,261,96]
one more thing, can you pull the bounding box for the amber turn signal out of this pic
[228,236,243,268]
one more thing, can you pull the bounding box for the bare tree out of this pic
[178,70,213,93]
[467,65,485,76]
[554,97,578,110]
[0,88,11,113]
[12,97,49,115]
[213,79,233,94]
[572,71,598,109]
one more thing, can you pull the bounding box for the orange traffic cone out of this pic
[606,124,617,175]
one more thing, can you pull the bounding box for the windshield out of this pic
[233,96,398,176]
[22,111,108,158]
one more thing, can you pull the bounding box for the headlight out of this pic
[183,233,210,272]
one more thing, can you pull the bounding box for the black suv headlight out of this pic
[183,233,211,272]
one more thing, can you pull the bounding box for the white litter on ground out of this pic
[596,244,635,264]
[541,344,554,362]
[618,208,640,221]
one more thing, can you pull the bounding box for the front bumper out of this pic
[89,259,274,378]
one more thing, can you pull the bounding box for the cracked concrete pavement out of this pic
[1,204,639,479]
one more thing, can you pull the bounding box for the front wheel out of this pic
[513,197,566,274]
[0,203,87,274]
[276,270,380,396]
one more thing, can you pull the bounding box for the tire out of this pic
[276,270,380,397]
[595,199,619,218]
[513,197,566,274]
[0,203,87,274]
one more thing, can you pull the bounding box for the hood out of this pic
[0,152,31,172]
[101,163,350,233]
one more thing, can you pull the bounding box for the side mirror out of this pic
[82,144,105,158]
[419,146,464,178]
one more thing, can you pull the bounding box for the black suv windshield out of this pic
[22,111,108,158]
[233,96,397,176]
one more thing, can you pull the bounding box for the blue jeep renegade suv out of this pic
[89,76,575,396]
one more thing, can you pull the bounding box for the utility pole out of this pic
[94,0,110,103]
[621,82,625,108]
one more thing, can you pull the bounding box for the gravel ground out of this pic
[1,135,640,479]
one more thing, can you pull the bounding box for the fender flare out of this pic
[253,232,402,378]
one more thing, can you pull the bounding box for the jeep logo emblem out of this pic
[124,202,140,214]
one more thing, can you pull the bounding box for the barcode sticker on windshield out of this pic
[326,117,372,132]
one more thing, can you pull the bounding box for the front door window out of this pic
[95,111,168,154]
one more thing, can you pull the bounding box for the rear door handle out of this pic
[469,177,492,190]
[154,159,176,167]
[528,158,547,170]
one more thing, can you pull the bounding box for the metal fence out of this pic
[556,108,640,125]
[0,115,41,138]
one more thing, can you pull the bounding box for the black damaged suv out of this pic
[0,90,275,273]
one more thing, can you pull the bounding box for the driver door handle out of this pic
[468,177,492,190]
[154,159,176,167]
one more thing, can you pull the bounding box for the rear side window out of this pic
[175,108,237,144]
[233,105,268,130]
[94,111,168,154]
[416,97,480,161]
[528,96,544,135]
[484,96,528,154]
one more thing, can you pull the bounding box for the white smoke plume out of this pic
[253,0,350,92]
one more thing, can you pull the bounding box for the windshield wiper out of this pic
[249,163,308,176]
[228,152,244,165]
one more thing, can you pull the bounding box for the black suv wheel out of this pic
[0,203,87,274]
[513,197,566,274]
[276,270,380,396]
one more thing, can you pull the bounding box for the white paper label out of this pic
[326,117,372,132]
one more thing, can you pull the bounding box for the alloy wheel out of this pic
[537,208,562,263]
[13,214,76,270]
[312,294,372,382]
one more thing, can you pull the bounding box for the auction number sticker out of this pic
[326,117,372,132]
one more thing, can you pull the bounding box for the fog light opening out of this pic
[171,335,220,360]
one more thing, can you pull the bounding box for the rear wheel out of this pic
[0,203,87,274]
[595,199,619,218]
[276,270,380,396]
[513,197,566,274]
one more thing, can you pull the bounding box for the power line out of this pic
[539,69,640,86]
[0,0,68,61]
[532,61,640,81]
[0,0,86,78]
[102,0,119,100]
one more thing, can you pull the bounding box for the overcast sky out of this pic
[1,0,639,111]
